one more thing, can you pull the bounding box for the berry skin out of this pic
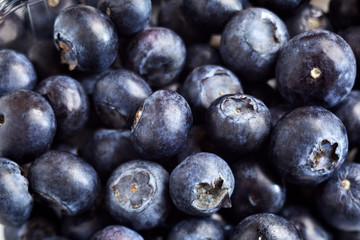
[0,49,37,96]
[93,69,152,129]
[205,94,271,155]
[220,8,289,83]
[0,158,32,226]
[0,90,56,162]
[36,75,89,140]
[317,162,360,231]
[131,90,193,159]
[53,5,118,72]
[29,151,101,215]
[231,213,302,240]
[276,30,356,108]
[91,225,144,240]
[105,160,170,231]
[126,27,186,87]
[269,106,348,185]
[169,152,235,216]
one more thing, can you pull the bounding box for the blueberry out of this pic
[0,49,37,96]
[131,90,193,159]
[230,213,302,240]
[168,218,226,240]
[269,106,348,185]
[230,158,286,220]
[97,0,151,36]
[0,90,56,162]
[317,162,360,231]
[0,14,27,52]
[126,27,186,87]
[29,151,101,215]
[220,8,289,83]
[158,0,211,45]
[105,160,171,230]
[285,4,333,38]
[54,5,119,72]
[36,75,89,140]
[81,129,139,181]
[280,205,333,240]
[181,65,243,121]
[91,225,144,240]
[182,0,246,33]
[169,152,235,216]
[206,94,271,155]
[341,26,360,85]
[0,158,32,226]
[93,69,152,129]
[332,91,360,149]
[276,30,356,108]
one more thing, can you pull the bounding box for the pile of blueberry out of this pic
[1,0,360,239]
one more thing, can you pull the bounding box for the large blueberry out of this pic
[53,5,118,72]
[0,90,56,162]
[269,106,348,185]
[206,94,271,155]
[276,30,356,108]
[169,152,235,216]
[220,8,289,83]
[36,75,89,139]
[105,160,171,230]
[131,90,192,159]
[0,49,37,96]
[29,151,101,215]
[93,69,152,129]
[126,27,186,87]
[0,158,32,226]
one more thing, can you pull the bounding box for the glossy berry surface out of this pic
[168,218,226,240]
[206,94,271,155]
[131,90,193,159]
[93,69,152,129]
[97,0,151,36]
[317,162,360,231]
[0,90,56,162]
[53,5,118,72]
[231,213,302,240]
[105,160,170,230]
[169,152,235,216]
[29,151,101,215]
[36,75,89,139]
[270,106,348,185]
[276,30,356,108]
[126,27,186,87]
[220,8,289,83]
[0,158,32,226]
[0,49,37,96]
[91,225,144,240]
